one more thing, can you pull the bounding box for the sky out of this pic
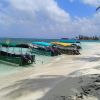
[0,0,100,38]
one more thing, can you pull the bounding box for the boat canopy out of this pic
[32,42,53,47]
[51,42,72,47]
[16,44,33,48]
[0,43,32,48]
[0,43,17,47]
[60,39,80,43]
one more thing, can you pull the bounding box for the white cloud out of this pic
[73,13,100,35]
[68,0,100,7]
[9,0,70,22]
[0,0,100,38]
[81,0,100,7]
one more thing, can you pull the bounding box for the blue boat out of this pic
[32,42,53,47]
[60,39,80,43]
[31,42,61,56]
[60,39,81,49]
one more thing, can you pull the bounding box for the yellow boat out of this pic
[51,42,80,55]
[51,42,72,47]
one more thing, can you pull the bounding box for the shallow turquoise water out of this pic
[81,42,100,50]
[0,52,52,76]
[0,62,24,75]
[0,41,99,76]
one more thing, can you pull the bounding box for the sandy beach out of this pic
[0,42,100,100]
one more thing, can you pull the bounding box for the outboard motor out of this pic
[25,54,32,63]
[26,54,35,64]
[20,54,35,66]
[31,55,35,63]
[20,55,29,66]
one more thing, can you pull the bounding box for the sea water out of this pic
[0,38,100,76]
[0,62,24,75]
[0,38,54,76]
[0,55,52,76]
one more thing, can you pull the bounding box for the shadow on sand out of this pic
[1,67,100,100]
[0,75,65,100]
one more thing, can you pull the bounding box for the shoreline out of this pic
[0,54,65,87]
[0,42,100,100]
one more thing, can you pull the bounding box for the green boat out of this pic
[51,42,80,55]
[32,42,61,56]
[0,43,35,66]
[60,39,82,49]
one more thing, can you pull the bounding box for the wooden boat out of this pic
[51,42,80,55]
[60,39,81,49]
[0,43,35,66]
[61,39,80,43]
[1,43,32,48]
[51,42,72,47]
[32,42,61,56]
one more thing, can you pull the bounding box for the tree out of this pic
[96,6,100,11]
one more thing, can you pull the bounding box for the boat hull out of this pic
[0,51,35,66]
[55,46,80,55]
[32,48,52,56]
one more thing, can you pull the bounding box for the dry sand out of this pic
[0,42,100,100]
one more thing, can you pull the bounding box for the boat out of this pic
[51,42,72,47]
[51,42,80,55]
[60,39,81,49]
[60,39,80,43]
[31,42,61,56]
[1,43,32,48]
[0,43,35,66]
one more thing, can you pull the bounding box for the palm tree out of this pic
[96,6,100,11]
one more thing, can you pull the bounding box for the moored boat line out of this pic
[0,39,82,66]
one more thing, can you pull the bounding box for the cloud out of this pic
[0,0,71,37]
[73,12,100,35]
[81,0,100,7]
[68,0,100,7]
[0,0,100,38]
[9,0,70,22]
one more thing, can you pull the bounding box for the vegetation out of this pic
[76,35,100,40]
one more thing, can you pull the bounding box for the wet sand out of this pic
[0,42,100,100]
